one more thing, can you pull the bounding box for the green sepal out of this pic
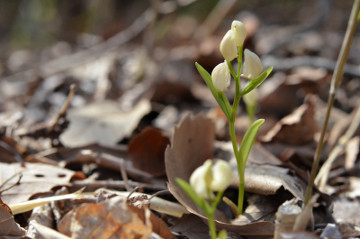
[176,178,206,210]
[195,62,232,119]
[240,67,273,97]
[239,119,265,167]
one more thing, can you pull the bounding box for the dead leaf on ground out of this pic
[128,205,174,239]
[128,127,170,177]
[58,196,152,239]
[262,95,318,145]
[60,99,151,147]
[0,163,75,205]
[0,204,27,238]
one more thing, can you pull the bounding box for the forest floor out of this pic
[0,0,359,238]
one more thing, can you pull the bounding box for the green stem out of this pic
[237,165,245,215]
[207,213,217,239]
[228,46,246,214]
[304,0,360,205]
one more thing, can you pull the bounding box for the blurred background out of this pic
[0,0,357,125]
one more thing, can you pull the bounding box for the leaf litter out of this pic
[0,1,359,238]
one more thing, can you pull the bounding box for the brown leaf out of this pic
[129,205,174,239]
[243,164,306,200]
[262,95,318,145]
[128,127,170,177]
[165,113,216,217]
[0,204,27,238]
[58,196,152,239]
[1,163,75,205]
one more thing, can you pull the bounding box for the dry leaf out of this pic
[58,196,152,239]
[0,163,75,205]
[60,99,151,147]
[165,113,217,217]
[243,164,306,200]
[0,204,27,238]
[262,95,317,145]
[128,127,170,176]
[128,205,174,239]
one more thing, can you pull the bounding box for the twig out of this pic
[48,84,76,133]
[304,0,360,205]
[314,105,360,189]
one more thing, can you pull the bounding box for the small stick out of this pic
[48,84,76,133]
[304,0,360,205]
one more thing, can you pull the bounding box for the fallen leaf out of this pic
[262,95,317,145]
[243,164,306,200]
[58,196,152,239]
[165,113,217,217]
[0,163,75,205]
[129,205,174,239]
[60,99,151,147]
[0,204,27,238]
[128,127,170,177]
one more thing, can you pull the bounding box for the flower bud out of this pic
[190,160,213,199]
[189,159,233,199]
[210,160,233,192]
[211,61,230,92]
[231,20,246,47]
[243,49,263,80]
[243,88,258,107]
[220,30,237,62]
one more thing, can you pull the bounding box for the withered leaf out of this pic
[165,113,216,218]
[1,163,75,205]
[128,127,170,177]
[60,100,151,147]
[0,204,27,238]
[262,95,317,145]
[58,196,152,239]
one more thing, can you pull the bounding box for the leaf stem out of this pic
[304,0,360,205]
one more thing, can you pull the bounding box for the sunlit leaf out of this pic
[195,62,232,119]
[239,119,265,167]
[240,67,273,97]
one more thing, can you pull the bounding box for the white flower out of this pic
[190,159,233,199]
[243,49,263,80]
[190,160,213,198]
[243,88,258,107]
[210,160,233,192]
[231,20,246,47]
[220,30,237,62]
[211,61,231,92]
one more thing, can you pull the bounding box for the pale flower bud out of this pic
[189,159,233,199]
[220,30,237,62]
[243,88,258,107]
[231,20,246,47]
[210,160,233,192]
[190,160,213,199]
[211,61,230,92]
[243,49,263,80]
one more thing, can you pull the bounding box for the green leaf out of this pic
[240,67,273,97]
[176,178,205,210]
[195,62,232,119]
[218,230,228,239]
[238,119,265,167]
